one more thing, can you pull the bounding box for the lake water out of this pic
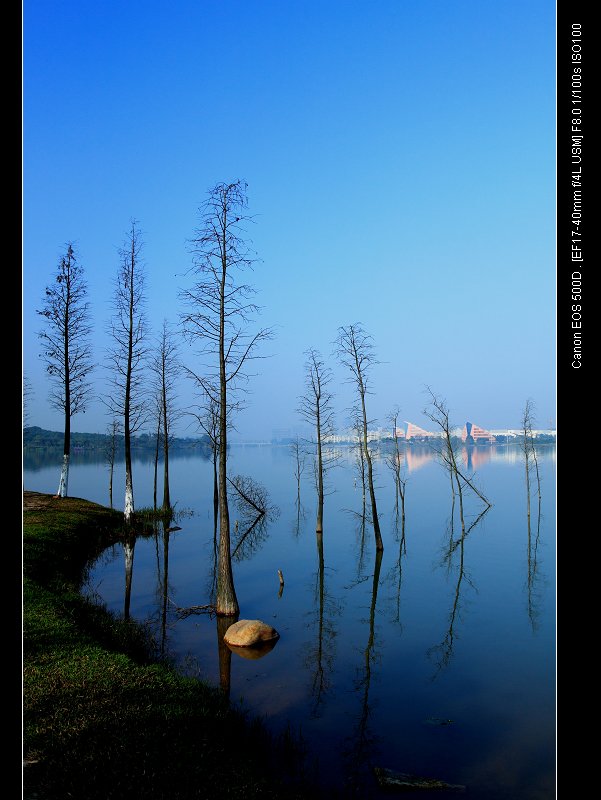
[23,443,556,799]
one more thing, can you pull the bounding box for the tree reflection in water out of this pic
[524,475,547,635]
[299,531,343,720]
[383,491,408,631]
[123,535,136,620]
[427,497,489,680]
[337,548,384,796]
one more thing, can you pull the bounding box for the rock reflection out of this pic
[226,637,279,660]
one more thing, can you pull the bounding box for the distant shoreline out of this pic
[23,425,556,451]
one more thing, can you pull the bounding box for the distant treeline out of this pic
[23,426,210,451]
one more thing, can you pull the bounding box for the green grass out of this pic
[23,494,320,799]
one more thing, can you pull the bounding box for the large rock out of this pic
[223,619,280,648]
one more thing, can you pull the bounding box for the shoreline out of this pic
[23,492,317,799]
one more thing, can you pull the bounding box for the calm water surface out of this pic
[24,443,556,799]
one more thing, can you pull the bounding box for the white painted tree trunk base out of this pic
[57,454,69,497]
[124,486,135,523]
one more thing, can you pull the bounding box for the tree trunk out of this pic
[316,409,324,533]
[153,418,160,510]
[215,228,239,617]
[109,462,114,509]
[360,395,383,550]
[123,258,135,524]
[58,326,71,497]
[162,380,170,512]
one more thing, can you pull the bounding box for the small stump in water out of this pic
[224,619,280,648]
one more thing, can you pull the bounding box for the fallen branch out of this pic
[165,596,216,619]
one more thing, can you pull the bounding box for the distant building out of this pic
[401,422,439,440]
[461,422,497,443]
[489,429,556,439]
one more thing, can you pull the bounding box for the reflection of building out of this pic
[461,447,493,470]
[405,447,436,472]
[461,422,497,444]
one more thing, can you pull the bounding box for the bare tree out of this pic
[520,398,541,519]
[423,387,490,534]
[179,181,274,616]
[151,396,162,511]
[289,434,307,501]
[296,348,337,533]
[334,324,383,551]
[37,243,95,496]
[348,408,368,516]
[23,372,34,429]
[149,319,182,513]
[105,220,149,523]
[386,405,407,522]
[103,417,122,509]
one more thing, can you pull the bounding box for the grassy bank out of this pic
[23,493,318,799]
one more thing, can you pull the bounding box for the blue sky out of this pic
[23,0,556,441]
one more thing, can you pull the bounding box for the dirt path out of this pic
[23,491,55,512]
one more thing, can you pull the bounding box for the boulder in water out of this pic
[223,619,280,648]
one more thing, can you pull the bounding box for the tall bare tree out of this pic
[179,181,274,616]
[37,243,95,496]
[296,348,337,533]
[149,319,182,512]
[334,324,383,551]
[105,220,149,523]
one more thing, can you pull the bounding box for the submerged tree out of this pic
[520,398,541,520]
[334,324,383,551]
[105,220,149,523]
[423,387,490,533]
[520,398,545,632]
[103,417,122,509]
[296,348,337,533]
[180,181,274,616]
[37,243,95,497]
[289,434,307,501]
[149,319,182,513]
[386,405,407,522]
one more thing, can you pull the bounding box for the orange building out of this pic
[461,422,497,443]
[400,422,436,440]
